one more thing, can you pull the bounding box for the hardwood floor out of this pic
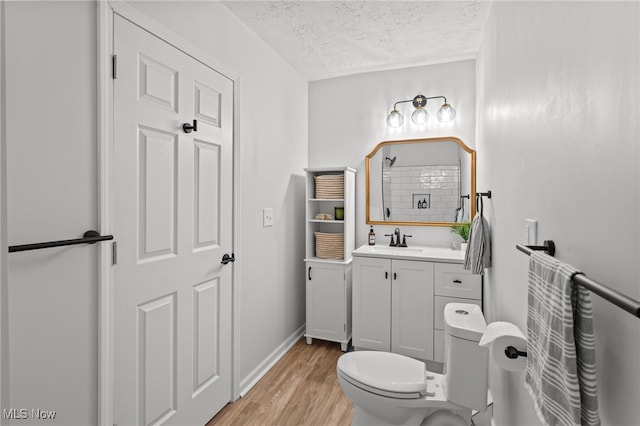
[207,338,353,426]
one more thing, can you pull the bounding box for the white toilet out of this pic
[337,303,489,426]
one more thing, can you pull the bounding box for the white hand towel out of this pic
[525,252,600,426]
[463,213,491,274]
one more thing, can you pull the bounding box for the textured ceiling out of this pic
[222,0,493,81]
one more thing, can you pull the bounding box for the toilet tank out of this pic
[443,303,489,412]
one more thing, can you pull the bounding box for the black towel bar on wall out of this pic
[8,230,114,253]
[516,240,640,318]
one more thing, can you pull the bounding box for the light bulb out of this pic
[386,109,404,128]
[437,103,456,122]
[411,107,429,126]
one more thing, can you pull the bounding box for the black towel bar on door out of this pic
[8,230,114,253]
[516,240,640,318]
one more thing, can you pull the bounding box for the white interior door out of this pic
[112,15,233,426]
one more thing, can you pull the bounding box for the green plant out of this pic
[450,222,471,242]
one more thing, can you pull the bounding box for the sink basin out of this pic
[368,246,424,255]
[352,244,465,262]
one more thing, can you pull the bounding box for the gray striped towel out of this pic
[463,213,491,274]
[525,252,600,426]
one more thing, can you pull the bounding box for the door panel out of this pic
[113,15,233,426]
[138,126,178,261]
[194,82,221,126]
[193,279,220,394]
[194,141,220,249]
[138,53,178,111]
[138,293,178,426]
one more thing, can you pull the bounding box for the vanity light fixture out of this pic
[386,94,456,128]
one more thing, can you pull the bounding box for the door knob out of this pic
[182,119,198,133]
[221,253,235,265]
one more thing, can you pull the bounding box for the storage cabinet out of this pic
[352,246,482,363]
[352,257,434,360]
[305,261,352,351]
[304,167,355,351]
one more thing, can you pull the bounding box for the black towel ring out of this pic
[475,191,492,217]
[476,193,484,217]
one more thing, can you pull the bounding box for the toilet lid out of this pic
[337,351,426,396]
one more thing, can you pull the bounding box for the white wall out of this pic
[5,2,98,424]
[0,0,9,416]
[476,2,640,424]
[3,1,307,424]
[309,60,476,248]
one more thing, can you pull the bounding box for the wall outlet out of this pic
[525,218,538,245]
[263,208,274,227]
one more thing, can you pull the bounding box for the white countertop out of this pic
[352,244,466,263]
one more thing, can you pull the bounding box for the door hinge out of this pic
[112,54,118,79]
[112,241,118,265]
[344,324,346,331]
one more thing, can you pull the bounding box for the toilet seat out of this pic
[337,351,428,399]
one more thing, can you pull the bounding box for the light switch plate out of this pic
[525,218,538,245]
[263,208,274,227]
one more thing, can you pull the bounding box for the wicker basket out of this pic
[314,174,344,199]
[314,232,344,259]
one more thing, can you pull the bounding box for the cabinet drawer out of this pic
[434,296,481,330]
[434,263,481,299]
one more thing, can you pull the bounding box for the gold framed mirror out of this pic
[366,137,476,226]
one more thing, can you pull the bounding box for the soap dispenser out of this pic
[368,226,375,245]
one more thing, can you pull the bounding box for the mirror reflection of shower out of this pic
[380,148,462,223]
[381,152,396,220]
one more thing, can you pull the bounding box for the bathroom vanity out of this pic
[352,245,482,363]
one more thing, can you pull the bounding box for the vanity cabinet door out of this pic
[391,260,434,360]
[353,257,391,351]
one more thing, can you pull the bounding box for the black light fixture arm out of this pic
[392,95,448,110]
[392,98,416,110]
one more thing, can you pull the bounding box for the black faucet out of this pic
[385,228,399,246]
[384,228,404,247]
[399,234,412,247]
[393,228,401,246]
[384,233,396,246]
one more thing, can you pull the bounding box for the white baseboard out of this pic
[238,324,305,397]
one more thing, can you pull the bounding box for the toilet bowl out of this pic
[337,303,489,426]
